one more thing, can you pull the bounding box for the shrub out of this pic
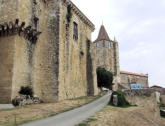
[12,98,19,107]
[19,86,33,97]
[66,5,72,23]
[110,90,130,107]
[96,67,113,90]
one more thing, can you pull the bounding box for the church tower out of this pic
[94,25,120,90]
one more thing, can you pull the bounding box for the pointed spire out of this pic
[94,25,111,42]
[114,36,118,42]
[114,36,116,41]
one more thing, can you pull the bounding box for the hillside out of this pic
[78,105,165,126]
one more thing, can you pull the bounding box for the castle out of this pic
[0,0,148,104]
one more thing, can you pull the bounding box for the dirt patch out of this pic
[0,95,100,126]
[79,105,165,126]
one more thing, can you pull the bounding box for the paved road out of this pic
[0,104,14,110]
[21,93,111,126]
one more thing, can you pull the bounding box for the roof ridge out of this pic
[94,25,110,42]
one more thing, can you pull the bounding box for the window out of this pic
[33,16,39,29]
[96,43,99,47]
[108,42,111,49]
[73,22,78,41]
[103,41,105,47]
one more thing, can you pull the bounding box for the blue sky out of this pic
[72,0,165,88]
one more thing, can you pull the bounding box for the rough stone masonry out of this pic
[0,0,98,103]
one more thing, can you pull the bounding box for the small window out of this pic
[73,22,78,41]
[34,16,39,29]
[96,43,99,47]
[103,41,105,47]
[108,42,111,49]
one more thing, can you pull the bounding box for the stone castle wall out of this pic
[58,1,98,100]
[0,36,15,103]
[0,0,98,103]
[0,0,32,103]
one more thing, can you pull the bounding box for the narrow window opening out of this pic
[34,16,39,30]
[73,22,78,41]
[108,42,111,49]
[103,41,105,47]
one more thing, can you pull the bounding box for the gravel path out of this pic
[21,93,111,126]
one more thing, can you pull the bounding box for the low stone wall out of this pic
[124,89,158,107]
[124,89,160,118]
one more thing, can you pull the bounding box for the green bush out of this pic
[11,99,19,106]
[110,90,130,107]
[19,86,33,97]
[66,5,72,23]
[96,67,113,90]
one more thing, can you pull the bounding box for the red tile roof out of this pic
[94,25,111,43]
[150,85,163,89]
[120,71,148,77]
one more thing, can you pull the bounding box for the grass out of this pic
[0,93,105,126]
[76,118,97,126]
[108,103,137,108]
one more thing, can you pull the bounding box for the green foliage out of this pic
[110,90,130,107]
[11,99,19,106]
[160,110,165,118]
[96,67,113,90]
[19,86,34,97]
[66,5,72,23]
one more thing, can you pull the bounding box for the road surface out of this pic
[0,104,14,110]
[21,93,111,126]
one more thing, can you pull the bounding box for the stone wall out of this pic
[32,0,60,102]
[124,89,161,120]
[58,1,98,100]
[0,36,15,103]
[0,0,98,103]
[0,0,33,102]
[124,89,156,107]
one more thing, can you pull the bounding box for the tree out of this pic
[96,67,113,90]
[19,86,34,97]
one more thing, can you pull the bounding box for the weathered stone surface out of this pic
[0,0,98,103]
[160,95,165,105]
[12,95,40,106]
[113,95,118,106]
[124,89,157,107]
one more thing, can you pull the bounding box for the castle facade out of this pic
[0,0,98,104]
[0,0,148,104]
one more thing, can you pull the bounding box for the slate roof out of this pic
[94,25,111,42]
